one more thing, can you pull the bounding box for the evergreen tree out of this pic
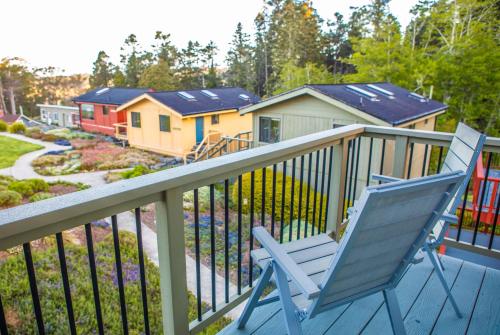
[225,23,255,91]
[274,61,335,94]
[89,51,113,88]
[139,31,178,90]
[119,34,150,87]
[254,9,272,96]
[202,41,220,88]
[178,41,204,89]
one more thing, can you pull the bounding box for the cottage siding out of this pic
[125,99,252,156]
[79,103,120,136]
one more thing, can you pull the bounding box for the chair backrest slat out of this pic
[309,172,464,316]
[433,123,486,241]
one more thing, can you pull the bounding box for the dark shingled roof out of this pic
[306,83,447,125]
[73,87,150,105]
[147,87,260,116]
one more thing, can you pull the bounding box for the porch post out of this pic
[156,188,190,335]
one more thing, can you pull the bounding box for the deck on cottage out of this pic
[218,255,500,335]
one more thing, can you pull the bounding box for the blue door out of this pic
[196,117,204,144]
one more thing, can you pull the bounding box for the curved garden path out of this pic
[0,133,120,187]
[0,132,243,318]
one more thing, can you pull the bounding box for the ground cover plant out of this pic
[0,230,230,334]
[0,135,43,169]
[0,176,89,209]
[32,139,161,175]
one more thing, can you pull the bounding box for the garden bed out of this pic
[32,139,164,176]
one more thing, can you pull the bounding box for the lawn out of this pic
[0,135,43,169]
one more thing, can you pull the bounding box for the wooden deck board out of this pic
[218,255,500,335]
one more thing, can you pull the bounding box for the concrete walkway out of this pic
[113,211,244,320]
[0,133,118,187]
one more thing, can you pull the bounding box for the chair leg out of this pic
[433,248,445,271]
[424,245,462,318]
[383,289,406,335]
[274,261,303,335]
[237,263,274,329]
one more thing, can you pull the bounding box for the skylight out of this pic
[346,85,379,101]
[239,94,251,101]
[178,91,197,101]
[408,92,427,102]
[201,90,219,99]
[366,84,395,99]
[95,88,110,95]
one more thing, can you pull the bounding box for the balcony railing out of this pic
[0,124,498,334]
[114,122,128,140]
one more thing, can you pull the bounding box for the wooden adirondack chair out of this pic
[371,123,486,293]
[237,171,465,335]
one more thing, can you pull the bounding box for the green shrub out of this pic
[0,190,22,206]
[0,120,7,132]
[40,133,60,142]
[8,180,35,196]
[32,154,67,167]
[8,122,26,134]
[0,231,230,334]
[26,178,49,193]
[0,175,14,187]
[25,127,43,139]
[29,192,54,202]
[233,168,327,229]
[121,165,151,179]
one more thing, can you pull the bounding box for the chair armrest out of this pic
[253,227,320,299]
[371,174,403,183]
[442,213,458,224]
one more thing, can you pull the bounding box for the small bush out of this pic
[32,155,67,167]
[8,181,35,196]
[0,120,7,132]
[27,178,49,193]
[0,190,22,207]
[8,122,26,134]
[121,165,151,179]
[0,175,14,187]
[29,192,54,202]
[40,133,59,142]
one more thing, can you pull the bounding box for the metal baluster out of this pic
[488,194,499,250]
[261,168,266,226]
[249,172,255,286]
[271,164,277,238]
[305,153,313,237]
[457,181,471,242]
[472,153,492,245]
[312,151,320,235]
[224,180,229,303]
[366,138,373,187]
[406,143,414,179]
[341,140,351,219]
[421,144,429,177]
[346,139,355,215]
[134,208,150,335]
[297,156,305,239]
[289,158,296,242]
[210,184,217,308]
[56,232,76,335]
[0,293,7,335]
[379,139,386,185]
[85,223,104,335]
[23,243,45,335]
[352,138,361,203]
[324,146,334,233]
[112,215,128,334]
[237,175,243,294]
[280,161,287,243]
[437,146,444,173]
[318,148,327,233]
[194,189,202,321]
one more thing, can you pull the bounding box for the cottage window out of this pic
[211,114,219,125]
[131,112,141,128]
[259,117,280,143]
[102,106,109,115]
[81,104,94,120]
[159,115,171,132]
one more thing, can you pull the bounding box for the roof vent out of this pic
[408,92,427,102]
[346,85,379,101]
[201,90,219,100]
[178,91,197,101]
[366,84,395,99]
[239,94,251,101]
[95,88,110,95]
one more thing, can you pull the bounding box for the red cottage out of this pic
[73,87,150,136]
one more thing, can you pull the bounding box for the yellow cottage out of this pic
[115,88,259,160]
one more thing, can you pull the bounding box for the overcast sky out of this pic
[1,0,416,75]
